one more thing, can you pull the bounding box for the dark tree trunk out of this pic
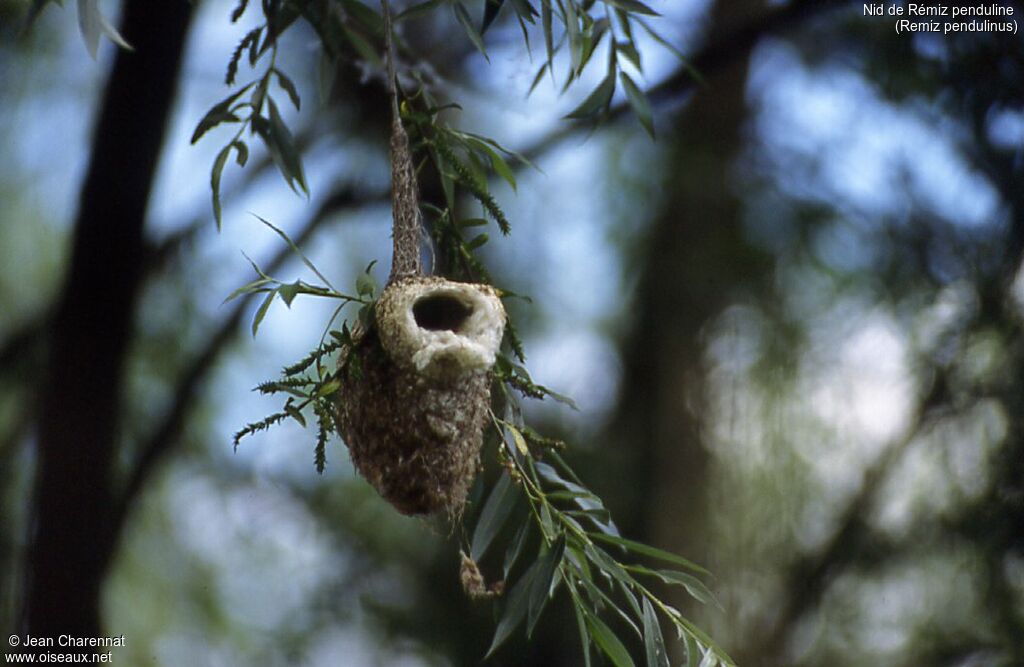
[24,0,194,638]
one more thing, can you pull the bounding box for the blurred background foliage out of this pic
[1,0,1023,665]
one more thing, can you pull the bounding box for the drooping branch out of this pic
[520,0,854,162]
[110,186,375,536]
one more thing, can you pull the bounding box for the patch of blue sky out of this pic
[748,39,1001,229]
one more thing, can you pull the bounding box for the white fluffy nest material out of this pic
[376,277,506,383]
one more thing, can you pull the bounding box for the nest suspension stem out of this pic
[381,0,423,284]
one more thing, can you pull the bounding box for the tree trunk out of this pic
[607,0,768,637]
[24,0,194,638]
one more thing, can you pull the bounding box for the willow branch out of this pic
[109,186,380,537]
[520,0,853,162]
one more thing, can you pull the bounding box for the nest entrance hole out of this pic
[413,294,474,332]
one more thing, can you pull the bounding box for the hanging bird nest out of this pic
[337,276,506,515]
[336,0,505,515]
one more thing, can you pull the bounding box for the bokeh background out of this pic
[2,0,1023,665]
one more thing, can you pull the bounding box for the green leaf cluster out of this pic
[229,221,373,473]
[499,0,680,137]
[464,412,734,666]
[192,2,318,228]
[234,322,354,473]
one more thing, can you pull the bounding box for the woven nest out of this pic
[337,276,505,515]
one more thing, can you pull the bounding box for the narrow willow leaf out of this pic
[454,2,490,61]
[247,27,261,65]
[564,0,581,75]
[620,72,654,137]
[534,461,590,496]
[25,0,60,30]
[578,17,608,74]
[615,7,634,41]
[677,617,736,666]
[355,271,377,298]
[617,39,642,71]
[77,0,103,58]
[315,379,341,397]
[340,0,383,33]
[590,533,711,576]
[211,144,232,230]
[461,136,517,191]
[585,612,636,667]
[642,597,669,667]
[317,51,337,104]
[509,0,537,21]
[252,215,336,290]
[654,569,720,609]
[230,0,249,22]
[527,534,566,636]
[273,68,301,110]
[570,496,610,521]
[618,579,643,619]
[252,290,276,336]
[637,19,703,84]
[192,84,253,144]
[565,72,615,119]
[528,62,548,96]
[488,147,517,191]
[471,472,519,560]
[573,587,593,667]
[74,0,132,58]
[467,233,489,249]
[284,404,307,427]
[485,559,539,658]
[541,0,553,68]
[578,574,641,639]
[278,280,301,307]
[504,518,531,578]
[464,150,489,190]
[507,424,530,457]
[481,0,505,34]
[267,98,309,195]
[541,383,579,409]
[583,544,634,590]
[242,252,272,281]
[684,635,701,667]
[548,449,586,485]
[605,0,659,16]
[258,2,302,56]
[224,278,273,303]
[432,147,457,211]
[231,140,249,166]
[340,23,382,67]
[538,501,555,538]
[566,543,593,581]
[461,131,539,172]
[95,5,131,51]
[396,0,445,21]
